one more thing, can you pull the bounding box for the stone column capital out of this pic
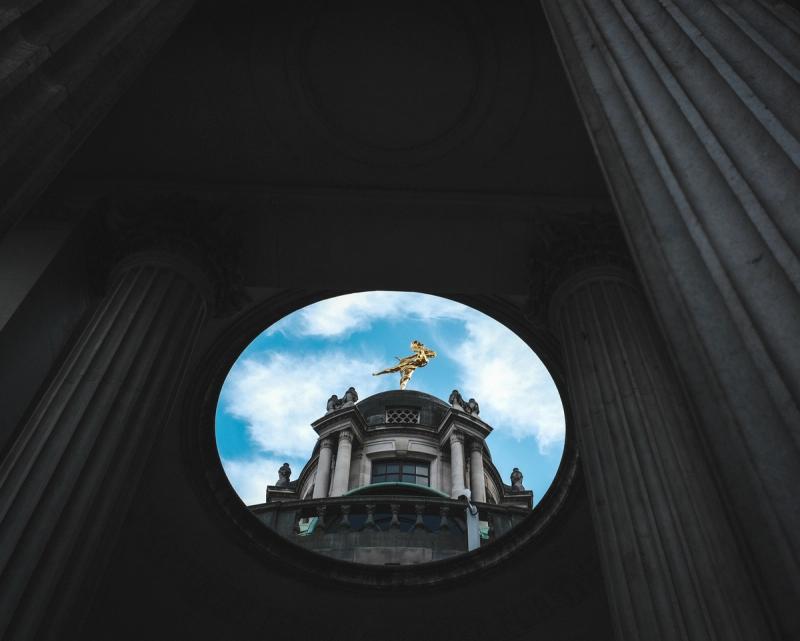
[469,440,483,453]
[449,432,465,445]
[526,217,635,324]
[101,194,249,316]
[338,429,354,443]
[548,265,641,328]
[319,438,334,450]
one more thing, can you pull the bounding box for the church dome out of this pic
[356,389,450,428]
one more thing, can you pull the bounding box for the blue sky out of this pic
[215,292,565,506]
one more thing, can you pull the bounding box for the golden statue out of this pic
[373,340,437,390]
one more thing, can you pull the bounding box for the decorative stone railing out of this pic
[250,495,531,564]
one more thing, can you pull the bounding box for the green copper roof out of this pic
[343,482,450,499]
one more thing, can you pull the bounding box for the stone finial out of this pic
[276,462,291,487]
[510,467,525,492]
[342,386,358,405]
[326,387,358,413]
[449,389,466,411]
[449,389,480,416]
[326,394,340,413]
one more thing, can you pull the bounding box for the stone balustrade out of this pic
[250,495,530,564]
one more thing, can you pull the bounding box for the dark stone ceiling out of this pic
[62,0,608,200]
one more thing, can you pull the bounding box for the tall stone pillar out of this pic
[542,2,800,634]
[549,266,773,641]
[330,430,354,497]
[449,432,466,498]
[312,438,334,499]
[468,442,486,503]
[0,248,212,641]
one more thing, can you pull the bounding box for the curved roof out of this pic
[344,482,450,499]
[356,389,451,428]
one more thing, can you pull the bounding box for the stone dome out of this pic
[355,389,451,428]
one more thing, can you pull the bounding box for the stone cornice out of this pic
[438,409,492,448]
[311,406,368,444]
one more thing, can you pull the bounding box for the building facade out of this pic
[255,389,532,564]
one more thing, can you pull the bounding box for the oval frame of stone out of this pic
[185,291,577,588]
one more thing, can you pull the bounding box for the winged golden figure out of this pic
[373,340,437,390]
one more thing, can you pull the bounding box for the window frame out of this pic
[371,459,430,486]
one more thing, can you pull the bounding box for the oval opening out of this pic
[214,291,565,566]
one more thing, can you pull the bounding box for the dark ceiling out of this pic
[63,0,607,199]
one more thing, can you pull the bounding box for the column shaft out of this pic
[312,440,333,499]
[449,433,466,498]
[330,431,353,497]
[0,258,207,641]
[551,267,772,641]
[469,444,486,503]
[542,1,800,634]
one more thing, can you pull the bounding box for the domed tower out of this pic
[252,389,533,564]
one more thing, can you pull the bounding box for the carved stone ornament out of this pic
[449,389,466,411]
[275,462,291,487]
[510,467,525,492]
[325,387,358,413]
[342,387,358,405]
[326,395,340,413]
[99,194,250,317]
[449,389,480,417]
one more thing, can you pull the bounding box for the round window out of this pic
[213,291,567,570]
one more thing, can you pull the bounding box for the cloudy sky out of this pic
[215,291,565,506]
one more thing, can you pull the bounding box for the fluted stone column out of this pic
[312,438,334,499]
[543,2,800,635]
[0,248,212,641]
[330,430,354,497]
[549,266,773,641]
[469,442,486,503]
[449,432,466,498]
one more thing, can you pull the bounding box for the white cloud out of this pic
[222,290,565,503]
[278,291,565,452]
[274,291,468,338]
[221,455,292,506]
[451,315,565,453]
[220,349,389,459]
